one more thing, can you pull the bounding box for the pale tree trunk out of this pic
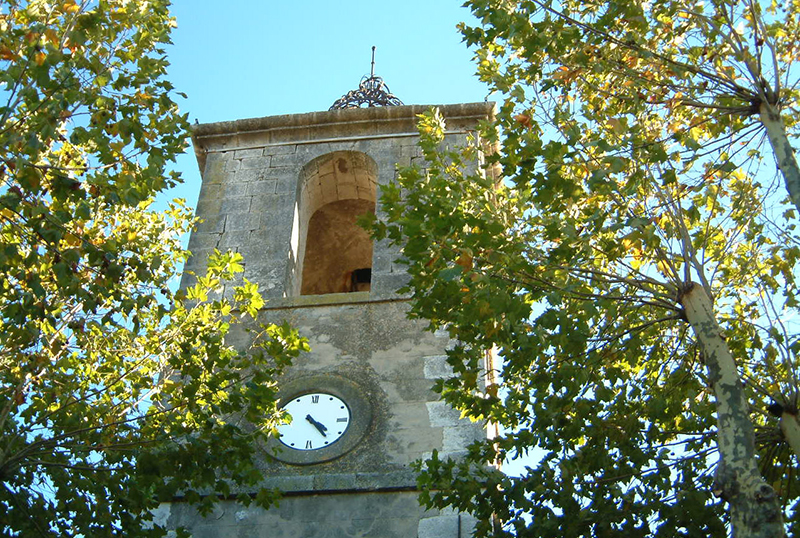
[681,283,785,538]
[779,411,800,460]
[759,102,800,217]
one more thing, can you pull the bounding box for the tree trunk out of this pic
[780,411,800,460]
[759,102,800,217]
[681,283,785,538]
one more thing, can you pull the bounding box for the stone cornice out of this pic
[190,102,495,174]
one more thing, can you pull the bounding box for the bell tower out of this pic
[157,69,495,537]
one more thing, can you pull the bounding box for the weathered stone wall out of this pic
[156,494,477,538]
[253,302,480,486]
[163,103,495,537]
[182,102,492,301]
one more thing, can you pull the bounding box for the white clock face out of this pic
[277,392,351,451]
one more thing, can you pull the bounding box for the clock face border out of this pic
[267,374,372,465]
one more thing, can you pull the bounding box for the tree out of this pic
[371,0,800,536]
[0,2,308,536]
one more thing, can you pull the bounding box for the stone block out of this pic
[386,425,443,462]
[337,182,357,199]
[263,474,314,492]
[235,168,269,183]
[266,166,295,179]
[460,513,479,535]
[197,182,223,203]
[242,259,283,279]
[296,142,333,160]
[433,327,450,338]
[182,247,213,272]
[187,232,221,251]
[356,185,373,200]
[224,212,261,232]
[240,156,269,170]
[390,258,408,274]
[220,195,251,214]
[371,271,411,299]
[201,152,228,184]
[320,177,337,204]
[224,158,241,172]
[355,469,416,490]
[195,196,222,218]
[233,147,263,159]
[246,180,278,196]
[424,355,455,380]
[426,401,463,427]
[220,325,254,352]
[275,173,297,195]
[305,180,323,202]
[217,231,247,249]
[193,214,225,234]
[258,210,294,236]
[250,194,283,213]
[417,514,459,538]
[441,423,482,456]
[270,153,300,168]
[222,181,249,198]
[388,402,433,431]
[312,473,357,491]
[372,248,396,273]
[258,278,283,299]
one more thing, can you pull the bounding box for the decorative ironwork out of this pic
[330,47,403,110]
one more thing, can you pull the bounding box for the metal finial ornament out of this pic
[330,47,403,110]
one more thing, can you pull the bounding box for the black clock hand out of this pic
[305,414,328,437]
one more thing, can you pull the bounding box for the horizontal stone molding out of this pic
[191,102,495,174]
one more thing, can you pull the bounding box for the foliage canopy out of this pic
[372,0,800,536]
[0,1,308,536]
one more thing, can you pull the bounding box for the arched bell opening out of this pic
[292,151,377,296]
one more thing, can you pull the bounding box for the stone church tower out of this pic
[157,73,495,536]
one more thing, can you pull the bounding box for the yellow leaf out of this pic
[656,259,671,276]
[514,113,532,129]
[607,117,626,135]
[44,29,59,47]
[552,66,583,84]
[0,46,16,61]
[455,251,474,271]
[62,232,82,247]
[63,1,81,13]
[34,51,46,65]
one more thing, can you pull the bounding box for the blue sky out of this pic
[163,1,490,210]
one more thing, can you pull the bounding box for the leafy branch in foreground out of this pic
[372,0,800,533]
[0,1,309,536]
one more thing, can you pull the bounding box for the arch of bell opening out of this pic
[291,150,378,296]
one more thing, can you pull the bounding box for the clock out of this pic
[267,374,372,465]
[277,392,351,451]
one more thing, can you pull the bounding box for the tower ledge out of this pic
[190,102,495,176]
